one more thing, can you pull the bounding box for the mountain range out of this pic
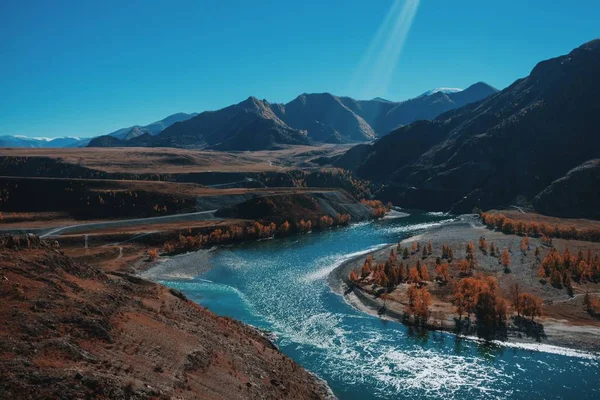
[336,39,600,219]
[0,113,198,149]
[106,112,198,140]
[0,136,85,148]
[86,83,497,149]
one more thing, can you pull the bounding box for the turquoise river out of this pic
[156,213,599,399]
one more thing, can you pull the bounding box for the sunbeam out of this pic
[349,0,420,99]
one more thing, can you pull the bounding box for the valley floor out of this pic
[329,214,600,353]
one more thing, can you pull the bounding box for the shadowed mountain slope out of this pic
[338,39,600,218]
[88,83,496,150]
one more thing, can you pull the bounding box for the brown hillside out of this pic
[0,235,332,399]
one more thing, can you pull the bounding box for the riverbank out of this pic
[0,235,335,400]
[135,211,600,398]
[329,214,600,353]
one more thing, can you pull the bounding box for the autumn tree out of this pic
[452,277,480,319]
[349,271,359,283]
[501,249,511,271]
[415,287,431,322]
[408,266,421,283]
[407,286,418,316]
[478,237,488,254]
[519,293,542,322]
[422,246,428,259]
[442,244,454,260]
[509,282,522,317]
[389,249,398,263]
[520,236,530,255]
[541,234,552,247]
[466,242,475,261]
[148,249,159,261]
[576,260,592,283]
[435,263,450,284]
[454,276,507,329]
[459,259,472,276]
[550,270,562,288]
[163,242,174,254]
[584,292,600,315]
[427,241,433,256]
[419,265,430,282]
[279,221,291,233]
[489,242,496,257]
[406,286,431,324]
[361,257,372,278]
[411,241,418,254]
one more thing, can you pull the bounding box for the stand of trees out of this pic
[481,212,600,242]
[163,214,352,254]
[360,199,391,218]
[349,240,547,335]
[538,247,600,286]
[584,292,600,316]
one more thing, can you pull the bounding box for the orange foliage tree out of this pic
[519,293,542,322]
[501,249,511,270]
[435,263,450,284]
[419,265,430,282]
[478,237,488,254]
[452,276,507,326]
[406,286,431,324]
[520,236,530,255]
[148,249,159,261]
[408,266,421,283]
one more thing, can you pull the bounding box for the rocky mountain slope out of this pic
[533,159,600,219]
[340,82,498,135]
[88,83,496,150]
[0,235,332,399]
[338,39,600,218]
[107,112,198,139]
[91,97,310,150]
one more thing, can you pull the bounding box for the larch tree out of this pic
[435,263,450,284]
[520,236,530,255]
[411,241,418,254]
[419,265,430,282]
[501,249,511,270]
[509,282,522,317]
[519,293,542,322]
[408,266,421,283]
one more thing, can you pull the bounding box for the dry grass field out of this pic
[0,144,350,174]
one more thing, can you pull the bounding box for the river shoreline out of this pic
[328,215,600,355]
[136,212,600,398]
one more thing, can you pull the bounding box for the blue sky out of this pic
[1,0,599,138]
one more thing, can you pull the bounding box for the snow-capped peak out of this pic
[420,87,463,97]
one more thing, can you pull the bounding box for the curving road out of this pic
[39,209,219,238]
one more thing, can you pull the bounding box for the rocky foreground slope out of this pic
[0,235,332,399]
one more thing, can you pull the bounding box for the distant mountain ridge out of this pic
[2,84,496,150]
[0,112,198,148]
[88,83,497,150]
[0,136,85,148]
[107,112,198,139]
[337,39,600,219]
